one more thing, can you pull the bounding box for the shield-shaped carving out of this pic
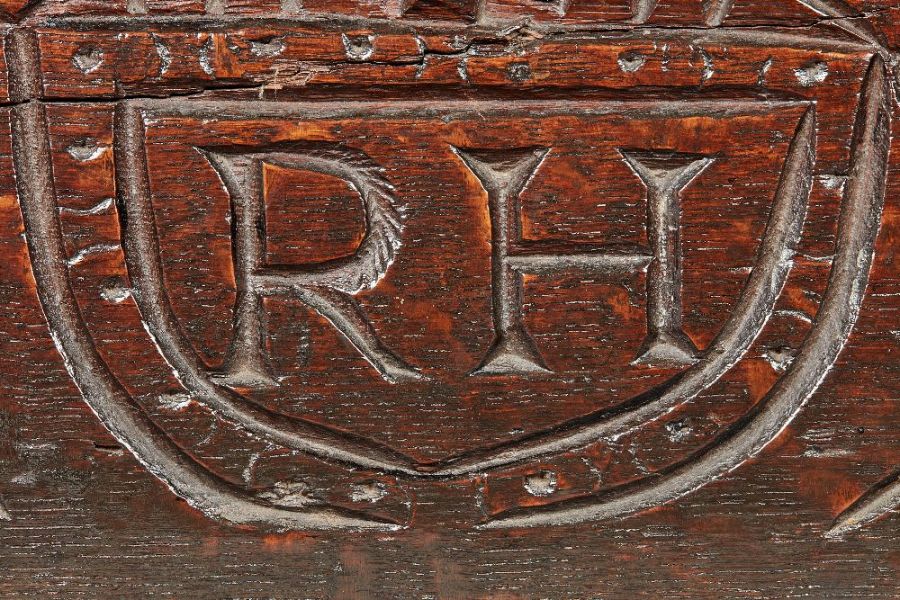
[12,0,893,532]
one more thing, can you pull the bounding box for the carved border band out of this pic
[4,2,898,535]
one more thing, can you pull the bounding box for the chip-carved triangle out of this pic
[619,0,879,39]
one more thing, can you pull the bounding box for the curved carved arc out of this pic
[207,148,403,294]
[13,101,398,531]
[481,55,891,529]
[114,103,422,477]
[827,468,900,538]
[430,103,817,477]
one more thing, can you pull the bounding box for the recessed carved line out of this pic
[14,100,395,531]
[114,104,422,476]
[629,0,658,24]
[65,242,121,267]
[58,197,115,217]
[4,29,42,103]
[828,468,900,537]
[481,55,889,528]
[136,98,814,122]
[702,0,734,27]
[431,105,817,476]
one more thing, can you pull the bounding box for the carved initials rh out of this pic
[453,146,712,375]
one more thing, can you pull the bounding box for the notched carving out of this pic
[199,143,421,386]
[71,45,103,74]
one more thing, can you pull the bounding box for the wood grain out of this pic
[0,0,897,597]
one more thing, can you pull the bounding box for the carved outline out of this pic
[481,55,890,529]
[8,12,894,531]
[120,97,812,477]
[115,103,424,477]
[13,100,400,531]
[200,145,420,386]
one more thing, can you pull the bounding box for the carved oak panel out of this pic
[0,0,897,597]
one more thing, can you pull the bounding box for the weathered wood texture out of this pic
[0,0,897,597]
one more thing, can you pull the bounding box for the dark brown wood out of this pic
[0,0,897,597]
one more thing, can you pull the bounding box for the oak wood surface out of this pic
[0,1,897,598]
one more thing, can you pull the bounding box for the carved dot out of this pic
[350,481,388,504]
[794,60,829,87]
[507,62,532,82]
[66,138,107,162]
[764,346,796,373]
[258,481,317,508]
[100,285,131,304]
[524,470,558,497]
[342,34,375,61]
[126,0,148,14]
[819,173,847,191]
[665,418,694,442]
[72,46,104,74]
[250,37,286,58]
[617,51,646,73]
